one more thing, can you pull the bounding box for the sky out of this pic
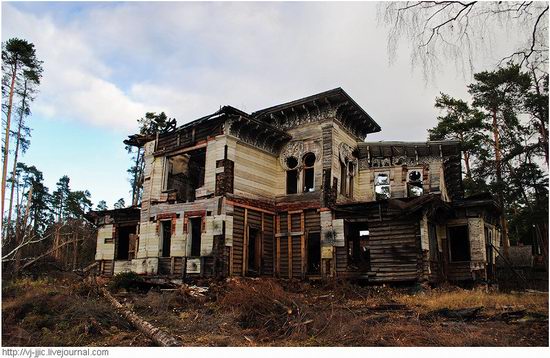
[1,0,518,207]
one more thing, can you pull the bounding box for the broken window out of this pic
[286,156,298,194]
[190,217,202,257]
[303,152,315,192]
[163,148,206,202]
[374,172,390,200]
[407,170,424,197]
[448,225,470,262]
[161,221,171,257]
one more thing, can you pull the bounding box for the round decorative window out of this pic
[286,156,298,170]
[303,152,316,167]
[408,170,422,182]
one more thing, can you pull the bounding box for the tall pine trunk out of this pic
[6,80,28,236]
[492,108,509,256]
[2,62,18,235]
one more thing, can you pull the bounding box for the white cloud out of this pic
[2,2,488,139]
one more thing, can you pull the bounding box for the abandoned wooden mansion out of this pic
[90,88,502,283]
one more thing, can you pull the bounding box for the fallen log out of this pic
[100,287,181,347]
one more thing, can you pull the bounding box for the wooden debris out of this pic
[100,287,181,347]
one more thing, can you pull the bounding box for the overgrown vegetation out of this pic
[3,276,548,347]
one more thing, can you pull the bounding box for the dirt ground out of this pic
[2,273,548,347]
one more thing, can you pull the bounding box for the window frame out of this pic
[302,152,316,193]
[374,171,391,200]
[406,168,424,197]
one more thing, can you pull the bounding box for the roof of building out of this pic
[357,140,461,158]
[252,87,381,136]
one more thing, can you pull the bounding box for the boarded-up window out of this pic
[448,225,470,262]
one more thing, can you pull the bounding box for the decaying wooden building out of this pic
[91,88,501,283]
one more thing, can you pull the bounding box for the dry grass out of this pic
[3,276,548,347]
[396,287,548,314]
[2,277,152,346]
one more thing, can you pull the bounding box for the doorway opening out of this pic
[346,221,370,272]
[307,232,321,275]
[190,217,202,257]
[247,226,262,275]
[116,225,136,260]
[161,221,171,257]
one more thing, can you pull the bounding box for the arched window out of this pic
[286,156,298,194]
[303,153,316,192]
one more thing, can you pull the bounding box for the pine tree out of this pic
[468,64,532,253]
[1,38,42,229]
[95,200,108,211]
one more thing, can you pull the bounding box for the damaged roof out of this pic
[252,87,381,136]
[357,140,461,158]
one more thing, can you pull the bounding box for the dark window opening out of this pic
[448,225,470,262]
[286,156,299,194]
[190,217,202,257]
[303,152,316,192]
[428,223,438,261]
[116,225,135,260]
[407,170,424,197]
[287,170,298,194]
[348,162,354,197]
[247,227,261,275]
[375,173,390,200]
[286,156,298,169]
[346,222,370,272]
[164,148,206,202]
[161,221,171,257]
[340,161,347,195]
[307,232,321,275]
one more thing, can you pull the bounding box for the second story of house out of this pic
[127,88,464,217]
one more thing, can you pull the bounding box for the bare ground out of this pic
[2,274,548,347]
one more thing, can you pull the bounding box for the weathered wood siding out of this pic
[262,213,275,275]
[233,141,284,199]
[232,206,245,275]
[95,224,114,260]
[334,203,423,282]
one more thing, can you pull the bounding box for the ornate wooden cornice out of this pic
[251,88,381,140]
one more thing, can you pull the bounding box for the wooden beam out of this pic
[287,214,292,279]
[301,212,305,278]
[242,208,248,276]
